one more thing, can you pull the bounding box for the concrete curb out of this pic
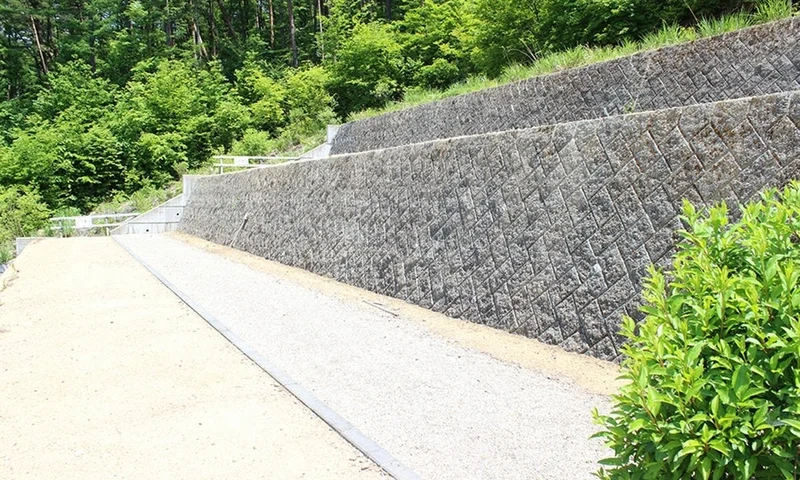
[112,235,420,480]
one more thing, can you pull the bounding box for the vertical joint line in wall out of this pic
[230,211,250,248]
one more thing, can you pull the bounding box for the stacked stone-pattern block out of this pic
[330,18,800,155]
[180,92,800,360]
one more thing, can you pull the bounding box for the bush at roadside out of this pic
[0,186,50,243]
[595,183,800,479]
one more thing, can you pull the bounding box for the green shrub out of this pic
[753,0,795,23]
[329,22,404,116]
[414,58,462,91]
[284,66,335,125]
[229,129,277,156]
[240,68,287,132]
[697,12,752,38]
[0,186,51,243]
[0,243,12,264]
[595,184,800,479]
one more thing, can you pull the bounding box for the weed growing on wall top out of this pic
[594,183,800,479]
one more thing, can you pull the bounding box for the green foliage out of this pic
[321,0,382,59]
[594,184,800,479]
[397,0,477,88]
[0,126,64,206]
[59,123,127,209]
[697,13,753,38]
[283,66,337,134]
[236,63,287,132]
[329,22,404,115]
[229,129,278,156]
[0,243,12,265]
[754,0,796,23]
[0,0,794,216]
[533,0,659,53]
[469,0,540,76]
[93,183,179,215]
[0,186,51,243]
[32,62,117,123]
[414,58,462,90]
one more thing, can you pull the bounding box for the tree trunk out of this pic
[30,15,48,74]
[240,0,248,40]
[268,0,275,48]
[317,0,324,60]
[215,0,238,39]
[288,0,298,67]
[165,0,174,46]
[208,0,218,56]
[191,0,208,59]
[193,21,209,59]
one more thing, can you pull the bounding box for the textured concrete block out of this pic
[180,91,800,361]
[330,19,800,156]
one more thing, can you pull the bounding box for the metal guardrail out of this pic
[211,155,300,174]
[49,213,141,236]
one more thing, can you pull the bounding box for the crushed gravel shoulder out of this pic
[118,233,619,480]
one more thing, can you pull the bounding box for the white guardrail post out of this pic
[211,155,300,174]
[49,213,141,236]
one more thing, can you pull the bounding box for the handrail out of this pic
[211,155,301,174]
[50,213,139,221]
[213,155,300,161]
[49,213,142,236]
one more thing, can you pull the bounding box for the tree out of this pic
[470,0,542,76]
[0,185,51,242]
[397,0,477,89]
[329,22,403,115]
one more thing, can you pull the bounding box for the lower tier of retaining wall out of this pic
[180,92,800,360]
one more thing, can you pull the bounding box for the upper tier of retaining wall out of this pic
[330,18,800,155]
[180,91,800,361]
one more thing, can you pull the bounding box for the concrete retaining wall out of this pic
[330,18,800,155]
[15,237,38,256]
[112,175,205,235]
[180,92,800,360]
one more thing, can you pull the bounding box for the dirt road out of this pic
[0,237,387,480]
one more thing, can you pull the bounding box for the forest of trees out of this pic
[0,0,790,250]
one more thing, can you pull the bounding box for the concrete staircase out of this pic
[173,18,800,360]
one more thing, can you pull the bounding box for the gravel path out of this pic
[0,238,387,480]
[117,233,613,480]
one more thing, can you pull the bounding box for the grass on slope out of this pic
[348,0,796,122]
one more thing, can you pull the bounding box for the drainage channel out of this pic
[113,235,421,480]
